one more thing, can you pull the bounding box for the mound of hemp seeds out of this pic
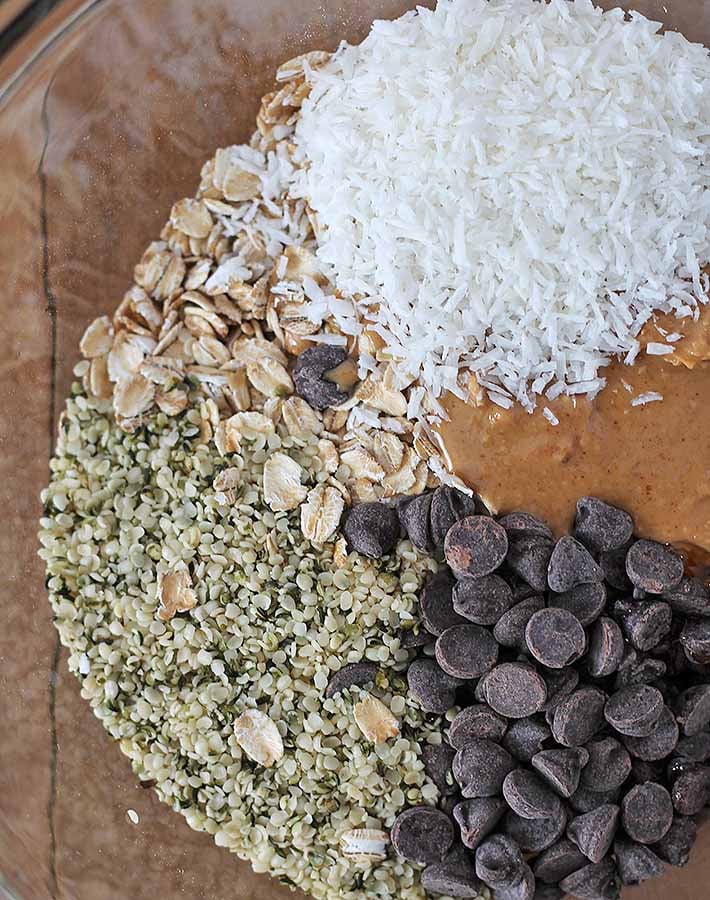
[38,385,490,900]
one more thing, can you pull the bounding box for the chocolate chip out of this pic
[503,769,561,819]
[567,804,619,863]
[534,884,564,900]
[614,838,665,885]
[574,497,634,553]
[568,786,620,814]
[391,805,455,865]
[651,815,697,867]
[680,617,710,664]
[453,574,514,625]
[525,608,586,669]
[445,516,509,579]
[548,536,602,593]
[629,758,665,785]
[503,717,551,762]
[422,743,458,796]
[585,617,624,678]
[613,598,672,651]
[398,492,434,553]
[542,668,580,712]
[420,570,468,636]
[292,345,350,409]
[475,834,529,890]
[621,782,673,844]
[436,624,499,680]
[676,732,710,762]
[674,684,710,736]
[664,576,710,618]
[453,739,515,798]
[440,791,464,819]
[481,663,548,718]
[325,661,378,698]
[551,687,606,747]
[621,705,679,761]
[506,534,555,593]
[625,540,684,594]
[448,704,508,749]
[503,799,567,853]
[559,858,620,900]
[604,685,664,737]
[599,542,633,592]
[430,486,484,549]
[666,755,696,783]
[499,511,554,540]
[532,747,588,798]
[578,738,630,793]
[670,766,710,815]
[398,625,434,650]
[343,502,399,558]
[533,838,588,884]
[453,797,507,851]
[496,867,536,900]
[494,596,546,649]
[407,658,462,714]
[421,843,485,899]
[613,650,666,690]
[549,582,607,627]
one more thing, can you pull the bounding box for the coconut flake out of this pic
[631,391,664,407]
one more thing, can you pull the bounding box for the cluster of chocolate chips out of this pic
[391,491,710,899]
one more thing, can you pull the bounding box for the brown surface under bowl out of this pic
[0,1,709,898]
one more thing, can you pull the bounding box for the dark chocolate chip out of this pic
[422,743,458,797]
[680,617,710,664]
[604,685,664,737]
[621,782,673,844]
[568,786,620,814]
[542,668,580,712]
[547,536,602,593]
[435,624,499,680]
[453,797,507,851]
[503,769,561,819]
[506,534,554,593]
[599,541,633,592]
[496,870,536,900]
[407,658,462,714]
[532,747,588,799]
[448,704,508,750]
[494,596,546,649]
[621,705,679,761]
[625,540,684,594]
[651,815,697,867]
[670,766,710,815]
[585,617,624,678]
[574,497,633,553]
[664,576,710,618]
[481,663,548,718]
[613,650,666,690]
[398,625,434,650]
[613,598,672,651]
[666,755,697,783]
[445,516,509,579]
[567,804,619,863]
[292,345,350,409]
[453,574,514,625]
[549,582,607,627]
[474,834,529,890]
[534,885,564,900]
[503,799,567,853]
[342,502,399,558]
[559,858,620,900]
[551,687,607,747]
[420,570,468,636]
[398,492,435,553]
[629,758,665,785]
[499,511,554,540]
[503,717,551,762]
[674,684,710,736]
[325,661,378,698]
[453,739,515,798]
[580,738,631,792]
[675,732,710,762]
[440,791,464,819]
[391,805,455,865]
[533,838,588,884]
[525,607,586,669]
[430,486,484,549]
[421,843,485,899]
[614,838,665,885]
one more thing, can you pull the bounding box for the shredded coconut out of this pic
[631,391,664,406]
[543,408,560,426]
[294,0,710,410]
[646,342,675,356]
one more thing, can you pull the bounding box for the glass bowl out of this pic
[1,1,708,898]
